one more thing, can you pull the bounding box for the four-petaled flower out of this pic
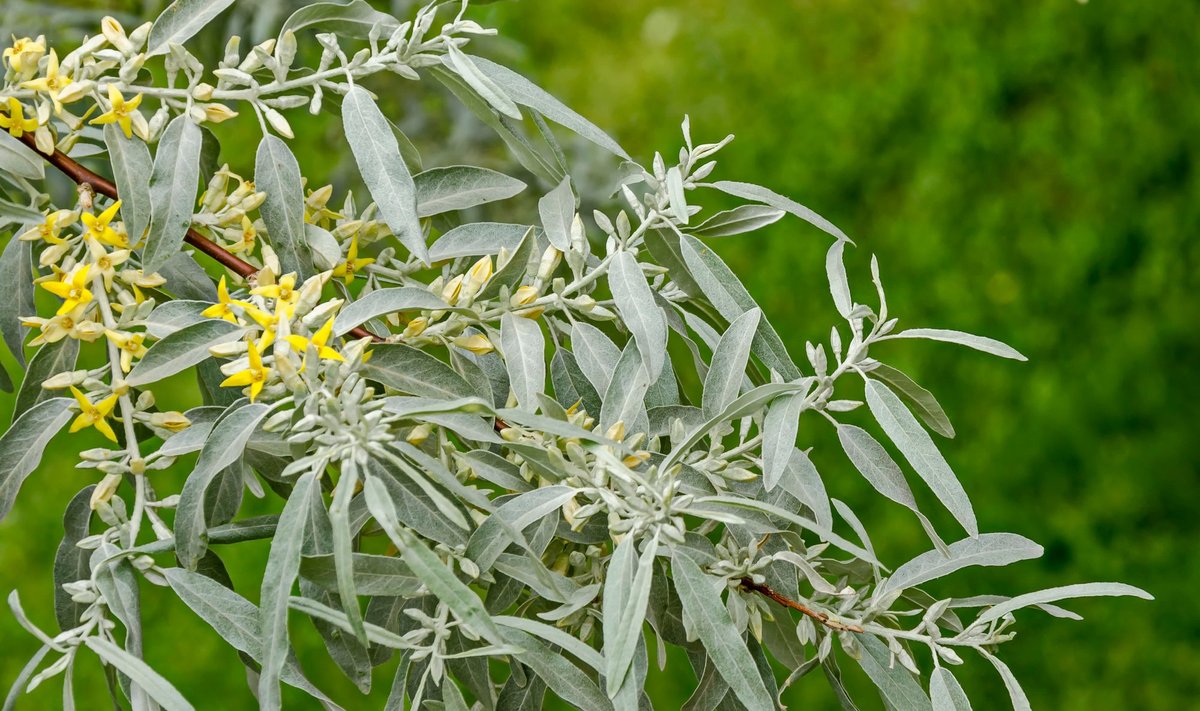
[105,329,148,372]
[332,235,374,285]
[20,49,71,113]
[227,215,257,254]
[69,386,119,442]
[2,37,44,75]
[285,316,344,365]
[0,97,37,138]
[202,276,243,322]
[81,200,127,248]
[42,264,93,315]
[221,335,272,401]
[89,84,144,139]
[88,238,130,291]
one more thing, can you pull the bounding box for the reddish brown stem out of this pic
[740,577,864,633]
[17,132,378,342]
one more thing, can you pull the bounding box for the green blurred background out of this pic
[1,0,1196,708]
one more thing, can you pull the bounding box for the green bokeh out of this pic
[1,0,1196,708]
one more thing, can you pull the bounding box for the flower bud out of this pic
[453,334,494,356]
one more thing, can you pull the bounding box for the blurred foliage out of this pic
[1,0,1196,709]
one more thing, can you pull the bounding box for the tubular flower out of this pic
[220,335,272,401]
[331,235,373,285]
[19,209,76,245]
[226,215,257,254]
[285,316,344,364]
[42,264,93,315]
[2,37,44,76]
[105,329,148,372]
[202,276,242,322]
[0,97,38,138]
[69,386,119,442]
[22,304,98,345]
[89,84,145,139]
[81,200,127,248]
[240,303,279,348]
[88,238,130,291]
[20,49,71,113]
[251,273,299,312]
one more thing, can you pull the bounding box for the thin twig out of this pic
[17,132,378,342]
[740,577,864,633]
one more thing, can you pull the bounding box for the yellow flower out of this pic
[304,184,343,224]
[19,209,75,245]
[331,235,374,285]
[453,333,494,356]
[104,329,148,373]
[81,200,127,248]
[89,84,144,139]
[239,302,279,348]
[226,215,257,254]
[251,272,298,308]
[202,276,242,322]
[220,335,272,401]
[88,238,130,291]
[0,97,38,138]
[69,386,119,442]
[20,49,71,113]
[22,304,95,345]
[285,316,343,364]
[41,264,93,315]
[2,37,45,75]
[461,256,493,302]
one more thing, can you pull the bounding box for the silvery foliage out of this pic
[0,1,1151,709]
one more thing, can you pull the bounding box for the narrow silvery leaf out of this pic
[469,55,630,160]
[83,637,194,711]
[931,667,973,711]
[672,552,774,711]
[691,205,784,238]
[429,222,531,262]
[333,287,450,336]
[163,568,335,703]
[258,470,319,711]
[708,180,850,242]
[301,554,421,597]
[103,124,152,244]
[679,235,800,379]
[825,239,852,318]
[14,339,78,419]
[176,403,272,570]
[144,300,211,338]
[0,398,72,523]
[0,131,42,179]
[971,582,1152,629]
[600,342,651,436]
[663,382,806,471]
[500,313,545,412]
[868,363,955,438]
[571,322,621,395]
[147,0,237,56]
[880,533,1043,599]
[665,166,690,224]
[0,236,33,365]
[144,115,202,272]
[697,495,878,565]
[856,635,932,710]
[159,251,217,301]
[609,251,667,382]
[53,486,93,631]
[981,651,1031,711]
[255,135,313,277]
[444,44,522,120]
[551,349,602,418]
[414,166,527,217]
[889,328,1027,361]
[342,87,426,264]
[126,319,241,387]
[865,380,977,535]
[780,448,832,530]
[500,628,612,711]
[364,477,507,647]
[702,308,761,419]
[364,344,475,401]
[156,406,223,457]
[279,0,400,40]
[329,464,367,645]
[466,486,574,571]
[538,176,575,251]
[762,392,804,491]
[604,535,658,698]
[837,424,920,511]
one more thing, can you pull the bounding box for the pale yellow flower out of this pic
[69,386,119,442]
[41,264,93,315]
[220,334,271,401]
[0,97,38,138]
[89,84,145,139]
[331,235,373,285]
[20,49,72,113]
[285,316,343,364]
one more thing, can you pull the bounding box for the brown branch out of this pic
[17,132,378,342]
[740,577,864,633]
